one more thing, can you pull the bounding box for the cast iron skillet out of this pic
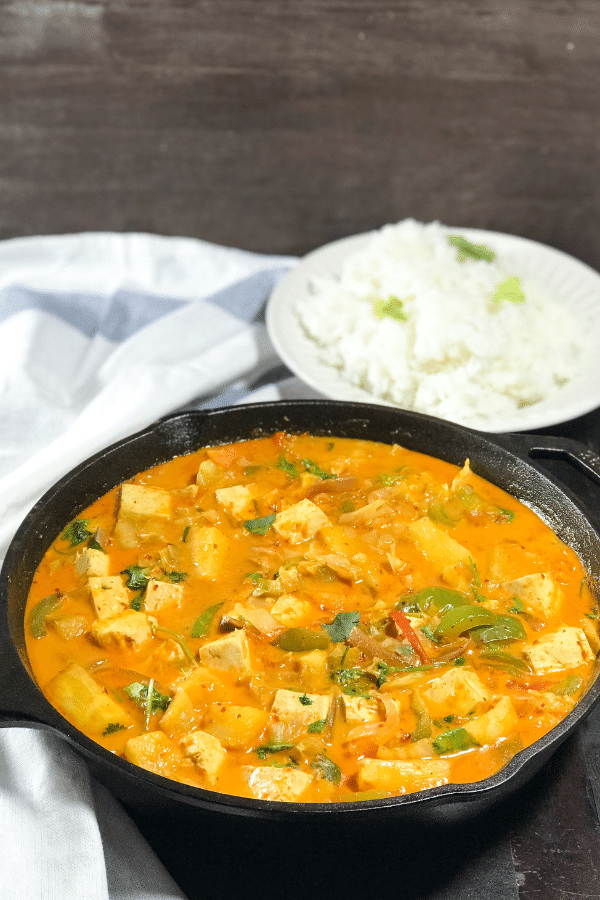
[2,399,600,824]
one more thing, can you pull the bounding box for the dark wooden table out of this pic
[1,1,599,269]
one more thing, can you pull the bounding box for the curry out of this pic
[25,433,599,803]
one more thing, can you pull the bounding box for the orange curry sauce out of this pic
[25,433,599,802]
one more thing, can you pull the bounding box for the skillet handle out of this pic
[503,433,600,488]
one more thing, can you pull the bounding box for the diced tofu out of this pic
[202,703,268,748]
[583,616,600,655]
[88,575,130,619]
[465,696,519,745]
[199,629,251,674]
[271,689,331,727]
[159,688,203,735]
[119,483,172,519]
[422,668,490,719]
[406,518,471,573]
[341,695,380,724]
[296,650,328,690]
[215,485,256,521]
[115,484,172,547]
[90,609,153,650]
[187,525,230,580]
[124,731,184,776]
[358,757,451,793]
[269,594,312,627]
[180,730,226,783]
[503,573,564,619]
[273,499,329,544]
[46,663,132,735]
[143,580,184,613]
[523,626,594,674]
[76,548,110,577]
[244,766,312,802]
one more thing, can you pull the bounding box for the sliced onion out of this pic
[305,476,359,499]
[347,695,401,745]
[347,626,407,667]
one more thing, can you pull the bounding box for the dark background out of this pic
[1,0,598,267]
[3,3,600,897]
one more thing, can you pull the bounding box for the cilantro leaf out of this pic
[102,722,126,736]
[448,234,495,262]
[254,742,295,760]
[164,570,187,583]
[311,753,341,784]
[61,519,93,547]
[302,459,335,480]
[322,611,361,642]
[243,513,276,535]
[299,693,313,706]
[123,681,170,713]
[308,718,327,733]
[121,565,150,591]
[276,456,300,479]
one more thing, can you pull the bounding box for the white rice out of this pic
[295,219,584,429]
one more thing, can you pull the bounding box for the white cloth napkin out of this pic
[0,232,323,900]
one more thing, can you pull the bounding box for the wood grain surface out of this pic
[1,1,598,262]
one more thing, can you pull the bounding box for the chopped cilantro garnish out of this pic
[373,295,409,322]
[299,693,313,706]
[448,234,495,262]
[182,526,190,543]
[510,597,524,614]
[121,565,150,591]
[254,742,295,760]
[130,593,144,611]
[308,718,327,734]
[311,753,341,784]
[102,722,126,736]
[331,667,374,696]
[276,456,299,479]
[61,519,93,547]
[493,275,525,305]
[124,681,170,713]
[164,570,187,583]
[322,611,361,642]
[302,459,335,480]
[243,513,276,535]
[469,557,481,587]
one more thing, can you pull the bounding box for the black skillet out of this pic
[2,399,600,825]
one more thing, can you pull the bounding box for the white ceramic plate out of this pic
[266,225,600,433]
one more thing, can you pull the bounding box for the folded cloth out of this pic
[0,231,308,900]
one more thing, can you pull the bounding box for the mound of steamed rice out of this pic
[295,219,583,428]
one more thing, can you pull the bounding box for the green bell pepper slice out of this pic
[434,605,496,640]
[471,615,526,644]
[273,627,330,652]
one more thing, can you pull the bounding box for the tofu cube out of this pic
[124,731,184,777]
[465,696,519,745]
[199,629,251,675]
[422,668,490,719]
[88,575,130,619]
[202,703,268,749]
[406,518,470,582]
[90,609,153,650]
[76,548,110,578]
[244,766,311,802]
[188,525,230,581]
[523,626,594,674]
[503,573,564,619]
[358,758,451,794]
[269,594,312,627]
[143,579,184,613]
[47,663,132,735]
[271,689,331,729]
[341,695,380,724]
[296,650,328,690]
[215,485,256,521]
[180,730,226,784]
[273,499,329,544]
[115,484,172,548]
